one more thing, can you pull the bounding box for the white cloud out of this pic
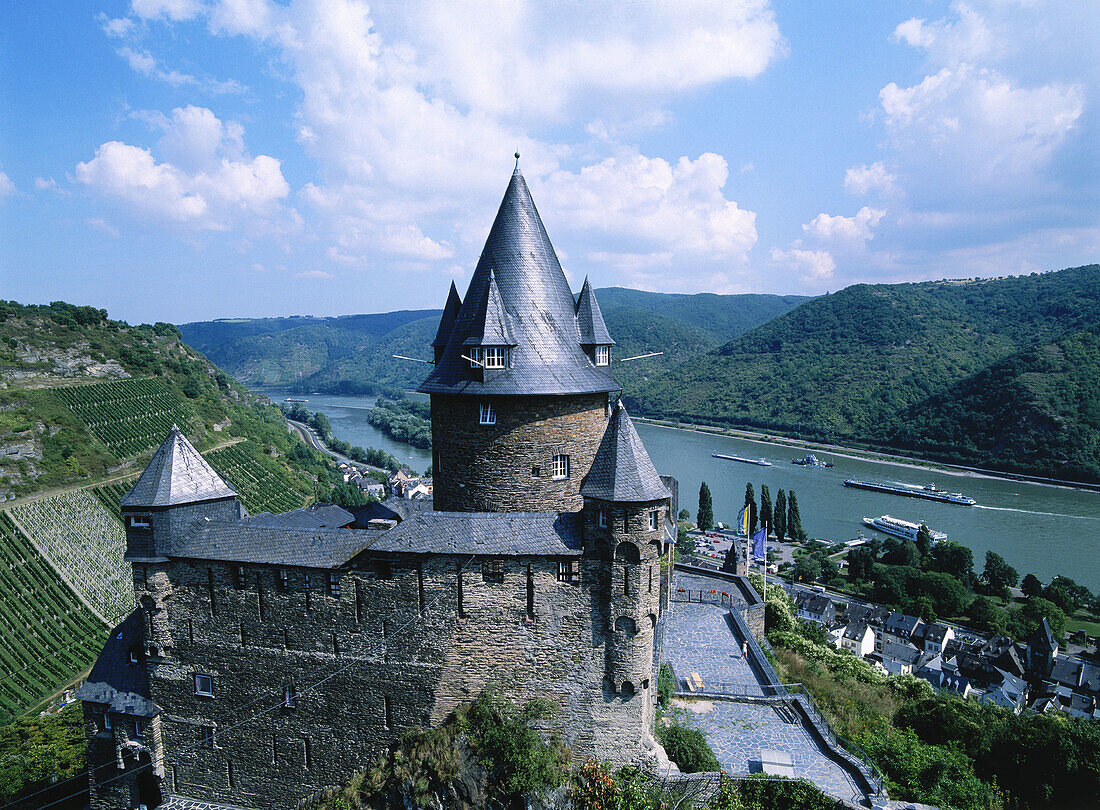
[74,107,290,231]
[34,177,58,191]
[0,171,15,198]
[295,269,334,279]
[116,46,197,86]
[130,0,204,21]
[86,218,121,237]
[99,15,136,38]
[770,247,835,281]
[844,162,896,196]
[804,207,886,245]
[893,3,999,66]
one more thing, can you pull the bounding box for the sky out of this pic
[1,1,1097,325]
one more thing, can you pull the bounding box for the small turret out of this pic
[432,281,463,364]
[575,277,614,367]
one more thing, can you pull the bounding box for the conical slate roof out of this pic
[120,426,238,508]
[419,168,619,396]
[575,277,614,346]
[1029,617,1057,653]
[462,270,518,347]
[581,402,670,502]
[432,281,463,348]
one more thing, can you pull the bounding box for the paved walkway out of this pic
[663,569,864,804]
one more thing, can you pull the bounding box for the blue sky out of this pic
[1,1,1097,324]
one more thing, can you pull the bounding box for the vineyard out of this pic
[10,492,132,623]
[0,513,108,720]
[91,480,134,524]
[51,377,193,458]
[206,441,308,515]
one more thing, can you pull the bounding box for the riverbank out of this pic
[632,416,1100,494]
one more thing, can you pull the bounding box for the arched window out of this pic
[620,680,635,700]
[615,542,640,564]
[615,616,637,634]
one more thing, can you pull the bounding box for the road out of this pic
[287,419,389,475]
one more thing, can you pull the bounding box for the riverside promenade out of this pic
[662,567,878,806]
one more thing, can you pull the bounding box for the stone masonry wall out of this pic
[431,393,609,512]
[144,551,654,809]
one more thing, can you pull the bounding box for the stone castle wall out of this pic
[430,393,609,512]
[136,549,657,809]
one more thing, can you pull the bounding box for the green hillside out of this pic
[625,265,1100,479]
[179,289,807,396]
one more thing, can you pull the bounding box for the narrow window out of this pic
[482,559,504,583]
[207,568,216,617]
[302,737,312,769]
[479,401,496,425]
[382,619,388,640]
[129,648,139,665]
[468,346,483,368]
[235,566,246,590]
[271,732,278,765]
[227,758,235,789]
[457,562,465,619]
[135,720,146,740]
[596,345,610,366]
[552,454,570,480]
[278,569,289,591]
[200,725,215,749]
[526,563,535,620]
[284,683,297,708]
[328,572,340,598]
[484,346,506,368]
[531,465,540,477]
[188,618,194,646]
[239,620,246,646]
[332,633,340,656]
[384,696,393,729]
[623,565,630,596]
[648,565,654,593]
[355,580,363,625]
[282,628,290,649]
[305,574,312,612]
[103,712,112,731]
[557,560,576,582]
[195,673,214,697]
[649,510,660,531]
[171,766,178,791]
[417,564,425,613]
[257,576,265,619]
[598,510,607,528]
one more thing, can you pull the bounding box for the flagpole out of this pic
[762,520,767,602]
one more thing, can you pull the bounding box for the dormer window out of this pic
[468,347,483,368]
[595,346,610,366]
[483,347,506,368]
[128,516,151,529]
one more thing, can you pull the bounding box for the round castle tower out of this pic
[420,167,619,513]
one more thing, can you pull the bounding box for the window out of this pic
[194,673,214,697]
[200,725,215,749]
[129,648,139,665]
[328,573,340,598]
[135,721,146,741]
[482,559,504,583]
[278,569,289,591]
[103,712,112,731]
[284,683,297,709]
[128,516,150,529]
[468,347,484,368]
[595,345,610,366]
[235,566,246,590]
[479,402,496,425]
[552,454,570,479]
[531,465,540,477]
[598,510,608,528]
[557,561,576,582]
[484,346,506,368]
[649,510,660,531]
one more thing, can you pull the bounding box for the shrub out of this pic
[657,663,675,708]
[656,720,720,773]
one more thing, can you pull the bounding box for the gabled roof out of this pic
[370,510,582,555]
[432,281,463,348]
[462,269,517,347]
[575,277,614,346]
[76,610,158,717]
[120,425,237,508]
[419,168,619,396]
[1029,617,1058,652]
[581,402,670,503]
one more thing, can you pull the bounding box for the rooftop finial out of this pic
[514,151,521,173]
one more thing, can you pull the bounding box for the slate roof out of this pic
[370,510,582,556]
[171,522,373,568]
[840,603,873,624]
[120,425,238,508]
[1029,617,1058,652]
[76,611,158,717]
[419,168,619,396]
[432,281,463,348]
[884,612,922,638]
[923,623,952,644]
[882,641,923,666]
[842,622,872,641]
[575,277,614,346]
[462,269,518,347]
[580,402,670,503]
[243,504,354,531]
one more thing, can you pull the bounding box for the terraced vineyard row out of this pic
[206,442,308,515]
[51,377,193,458]
[10,492,132,623]
[91,480,133,524]
[0,513,109,720]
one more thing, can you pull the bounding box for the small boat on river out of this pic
[792,453,833,467]
[863,515,947,543]
[712,453,772,467]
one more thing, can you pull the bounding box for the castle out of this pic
[78,166,676,809]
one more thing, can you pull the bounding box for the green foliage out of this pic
[983,551,1018,598]
[657,663,675,709]
[0,703,86,803]
[655,720,720,773]
[758,484,772,533]
[697,481,714,531]
[1021,573,1043,597]
[205,441,310,515]
[966,596,1008,634]
[930,542,976,589]
[722,775,842,810]
[786,491,805,542]
[773,489,786,541]
[1007,597,1067,642]
[368,398,431,449]
[744,482,757,535]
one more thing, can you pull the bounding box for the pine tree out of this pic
[697,481,714,531]
[760,485,772,535]
[774,489,787,540]
[744,482,757,535]
[787,490,805,542]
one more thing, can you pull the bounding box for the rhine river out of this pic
[259,388,1100,590]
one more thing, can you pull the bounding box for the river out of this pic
[257,388,1100,590]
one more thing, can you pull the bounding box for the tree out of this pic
[791,555,821,583]
[847,547,874,583]
[787,490,806,542]
[759,484,772,535]
[697,481,714,531]
[1042,583,1076,615]
[916,524,933,564]
[930,541,975,588]
[883,538,921,568]
[744,482,757,535]
[908,595,938,623]
[873,567,909,605]
[1015,597,1067,642]
[919,571,972,618]
[983,550,1019,598]
[773,489,787,540]
[1021,573,1043,598]
[676,525,696,559]
[966,595,1007,634]
[678,508,690,521]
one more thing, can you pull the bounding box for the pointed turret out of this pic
[432,281,463,363]
[121,426,237,508]
[462,269,517,348]
[582,403,670,503]
[420,169,618,396]
[575,277,614,347]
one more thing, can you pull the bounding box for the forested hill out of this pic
[178,289,809,395]
[624,264,1100,480]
